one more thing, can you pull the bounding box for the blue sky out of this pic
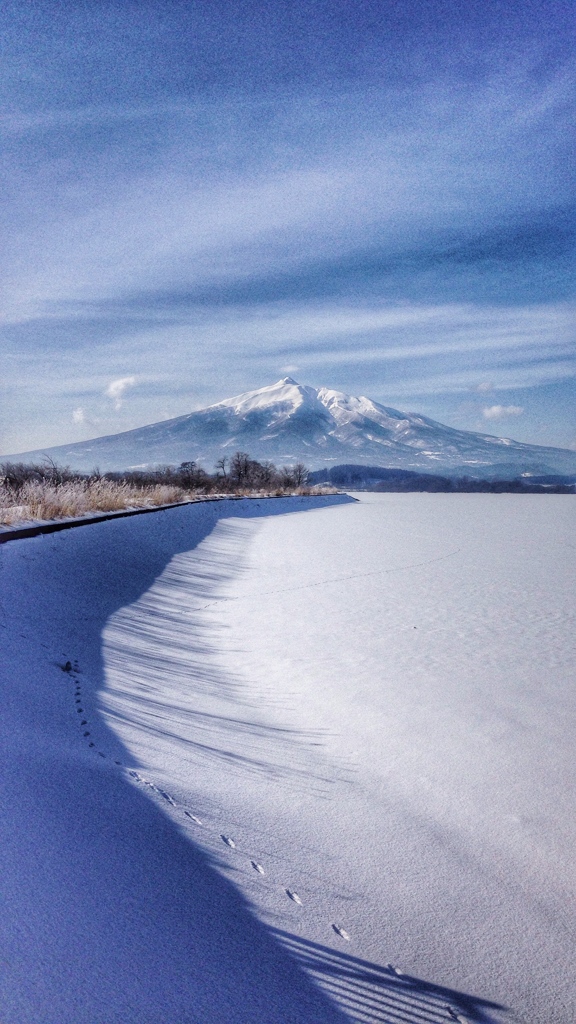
[1,0,575,454]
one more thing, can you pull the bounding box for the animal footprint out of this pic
[160,790,176,806]
[221,835,236,849]
[128,770,141,781]
[446,1009,469,1024]
[332,924,350,940]
[184,812,203,825]
[251,861,265,875]
[286,889,302,905]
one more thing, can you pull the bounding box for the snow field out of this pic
[1,492,574,1023]
[213,494,576,1024]
[101,492,575,1023]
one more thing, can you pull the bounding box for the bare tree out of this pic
[291,462,308,487]
[230,451,251,485]
[215,456,228,478]
[259,461,277,487]
[279,466,295,488]
[179,461,197,488]
[42,455,73,488]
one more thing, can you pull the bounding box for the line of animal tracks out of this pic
[64,655,472,1024]
[66,658,352,937]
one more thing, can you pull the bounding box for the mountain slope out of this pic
[5,377,576,477]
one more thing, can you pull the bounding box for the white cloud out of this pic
[105,375,136,409]
[476,381,493,393]
[483,404,524,420]
[3,69,572,322]
[72,407,85,423]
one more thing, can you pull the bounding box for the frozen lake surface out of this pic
[2,493,574,1023]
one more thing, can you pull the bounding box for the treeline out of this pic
[104,452,310,492]
[308,464,575,493]
[1,452,310,495]
[370,476,576,493]
[0,453,319,527]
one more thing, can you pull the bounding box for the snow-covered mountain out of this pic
[5,377,576,477]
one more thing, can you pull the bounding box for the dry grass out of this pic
[0,479,189,526]
[0,478,337,527]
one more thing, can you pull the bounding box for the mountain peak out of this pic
[207,377,315,422]
[5,379,576,479]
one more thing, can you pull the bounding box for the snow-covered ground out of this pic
[1,493,574,1023]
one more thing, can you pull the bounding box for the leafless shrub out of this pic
[0,454,320,526]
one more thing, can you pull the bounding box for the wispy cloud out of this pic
[2,71,574,321]
[72,407,85,424]
[483,404,524,420]
[105,376,136,410]
[1,4,574,453]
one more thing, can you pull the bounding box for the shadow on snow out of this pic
[0,495,508,1023]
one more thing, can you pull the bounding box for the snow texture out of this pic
[1,491,575,1024]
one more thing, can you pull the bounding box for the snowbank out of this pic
[0,495,352,1024]
[2,492,574,1023]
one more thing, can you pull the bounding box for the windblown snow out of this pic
[1,492,575,1023]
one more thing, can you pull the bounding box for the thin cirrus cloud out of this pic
[7,298,572,405]
[2,72,574,319]
[0,0,575,453]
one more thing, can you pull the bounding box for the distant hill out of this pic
[5,378,576,478]
[308,464,576,492]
